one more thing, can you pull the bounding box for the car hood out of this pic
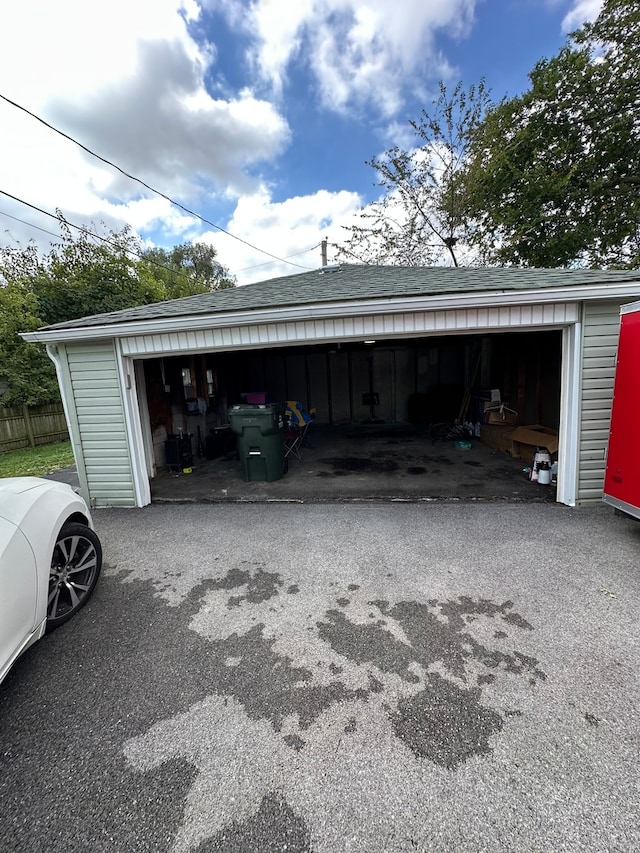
[0,478,81,526]
[0,477,55,496]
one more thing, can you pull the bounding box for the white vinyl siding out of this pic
[65,341,135,507]
[120,302,580,357]
[577,301,622,503]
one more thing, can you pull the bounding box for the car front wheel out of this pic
[47,523,102,631]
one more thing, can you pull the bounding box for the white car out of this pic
[0,477,102,685]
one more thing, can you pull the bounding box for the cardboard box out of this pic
[505,425,559,460]
[483,401,518,425]
[480,424,516,453]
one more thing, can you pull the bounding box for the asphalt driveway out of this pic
[1,501,639,852]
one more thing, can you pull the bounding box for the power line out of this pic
[234,242,321,274]
[0,208,62,241]
[0,92,312,271]
[0,188,128,247]
[0,189,224,287]
[0,192,321,283]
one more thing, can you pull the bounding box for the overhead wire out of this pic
[0,189,322,288]
[234,242,321,274]
[0,189,223,287]
[0,208,62,241]
[0,92,313,272]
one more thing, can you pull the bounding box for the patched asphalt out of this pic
[1,501,639,852]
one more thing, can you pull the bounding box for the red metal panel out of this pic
[604,307,640,510]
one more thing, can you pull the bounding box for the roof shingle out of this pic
[42,263,640,331]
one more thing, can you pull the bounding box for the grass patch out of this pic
[0,441,75,478]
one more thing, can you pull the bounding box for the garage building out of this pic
[22,264,640,508]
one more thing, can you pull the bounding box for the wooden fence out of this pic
[0,403,69,453]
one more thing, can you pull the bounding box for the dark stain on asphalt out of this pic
[195,792,312,853]
[284,734,306,751]
[209,566,282,608]
[317,594,545,766]
[318,609,422,683]
[502,611,534,630]
[437,596,534,633]
[0,562,548,852]
[391,673,503,769]
[407,466,427,475]
[210,624,382,733]
[0,576,233,852]
[320,597,543,684]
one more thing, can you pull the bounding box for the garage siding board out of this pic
[577,301,623,503]
[119,302,580,357]
[66,341,135,507]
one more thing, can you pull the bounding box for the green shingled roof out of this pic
[43,263,640,331]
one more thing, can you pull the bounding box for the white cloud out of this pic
[0,0,290,251]
[53,63,290,199]
[0,0,484,271]
[203,185,363,284]
[2,1,198,107]
[224,0,476,116]
[562,0,603,32]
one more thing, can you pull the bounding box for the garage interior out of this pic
[143,329,562,503]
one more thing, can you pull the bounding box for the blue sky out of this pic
[0,0,602,284]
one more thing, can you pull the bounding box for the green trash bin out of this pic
[228,404,285,482]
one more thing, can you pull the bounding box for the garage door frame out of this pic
[119,301,580,508]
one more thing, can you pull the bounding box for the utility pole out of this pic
[321,237,328,267]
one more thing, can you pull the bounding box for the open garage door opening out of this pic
[138,329,562,504]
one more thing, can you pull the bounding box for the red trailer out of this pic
[603,300,640,519]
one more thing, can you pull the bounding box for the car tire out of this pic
[47,522,102,632]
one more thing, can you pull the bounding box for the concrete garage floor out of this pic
[150,424,557,504]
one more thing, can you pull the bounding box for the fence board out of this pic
[0,403,69,452]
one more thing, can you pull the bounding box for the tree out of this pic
[463,0,640,268]
[138,242,235,300]
[0,216,236,406]
[338,81,492,267]
[0,279,59,407]
[34,218,165,326]
[0,241,58,406]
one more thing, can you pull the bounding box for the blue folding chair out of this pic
[284,401,315,457]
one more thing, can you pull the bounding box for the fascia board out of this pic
[620,299,640,315]
[21,280,640,345]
